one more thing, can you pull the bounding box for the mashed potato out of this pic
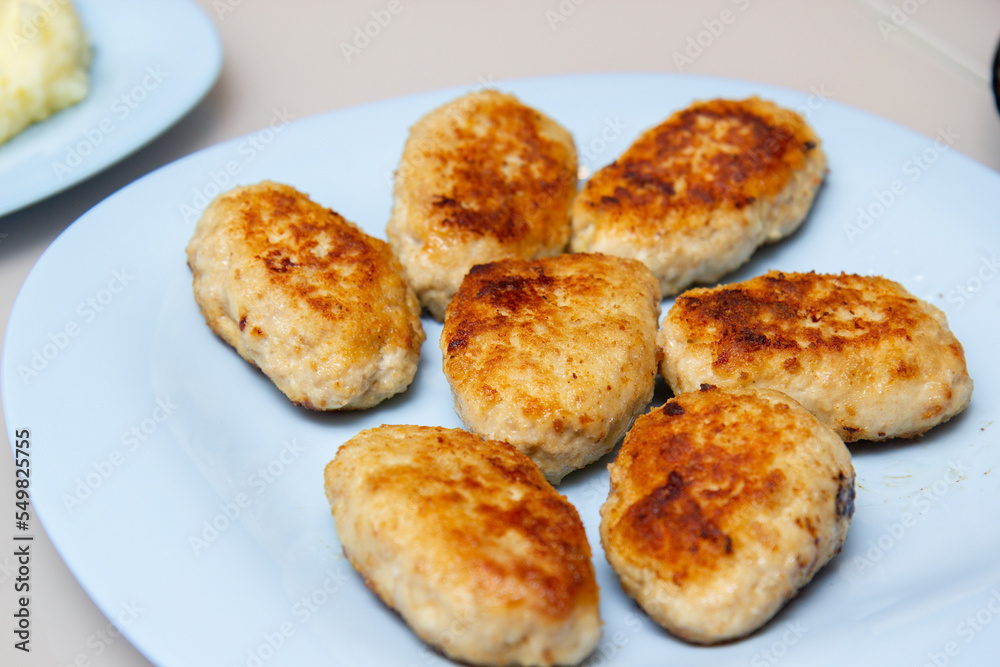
[1,0,91,145]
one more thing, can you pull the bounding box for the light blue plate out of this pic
[0,0,221,217]
[4,73,1000,666]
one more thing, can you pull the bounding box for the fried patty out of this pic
[600,386,855,644]
[187,181,425,410]
[658,271,973,441]
[324,425,601,666]
[570,97,826,296]
[441,253,661,483]
[387,89,578,320]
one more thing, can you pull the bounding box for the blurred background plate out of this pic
[0,0,221,217]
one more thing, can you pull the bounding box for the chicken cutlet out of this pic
[658,271,973,441]
[600,385,855,644]
[387,89,578,320]
[186,181,424,410]
[570,97,826,296]
[324,424,601,666]
[441,253,661,483]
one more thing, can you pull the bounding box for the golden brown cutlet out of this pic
[187,180,424,410]
[324,424,601,666]
[571,97,826,296]
[387,89,578,320]
[600,385,854,644]
[658,271,973,440]
[441,252,661,483]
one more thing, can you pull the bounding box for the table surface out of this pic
[1,1,998,665]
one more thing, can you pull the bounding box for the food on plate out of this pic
[186,181,424,410]
[570,97,826,297]
[658,271,973,441]
[600,385,855,644]
[0,0,91,145]
[441,253,661,483]
[386,89,578,320]
[324,424,601,666]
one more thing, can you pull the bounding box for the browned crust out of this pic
[444,261,558,360]
[671,271,963,380]
[233,183,397,323]
[400,90,577,250]
[326,425,598,619]
[197,181,423,373]
[442,253,658,423]
[605,387,813,587]
[577,97,820,230]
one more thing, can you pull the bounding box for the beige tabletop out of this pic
[1,1,998,665]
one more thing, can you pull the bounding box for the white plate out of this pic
[4,73,1000,667]
[0,0,221,217]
